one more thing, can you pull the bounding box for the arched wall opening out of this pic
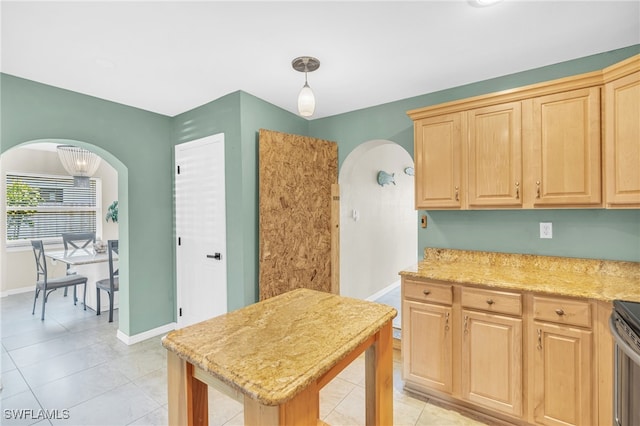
[339,140,417,304]
[0,139,129,336]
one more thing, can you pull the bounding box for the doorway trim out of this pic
[338,139,417,300]
[0,138,130,338]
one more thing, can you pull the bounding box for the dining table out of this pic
[45,247,117,312]
[46,247,111,265]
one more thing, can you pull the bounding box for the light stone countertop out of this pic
[400,248,640,303]
[162,288,397,406]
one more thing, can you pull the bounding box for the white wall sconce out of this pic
[292,56,320,117]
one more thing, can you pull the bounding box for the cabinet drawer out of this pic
[461,287,522,316]
[404,279,453,305]
[533,296,591,328]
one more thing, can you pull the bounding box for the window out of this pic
[5,172,102,245]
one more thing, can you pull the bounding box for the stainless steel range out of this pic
[610,300,640,426]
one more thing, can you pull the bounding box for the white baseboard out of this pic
[1,286,33,298]
[366,280,401,302]
[117,322,177,346]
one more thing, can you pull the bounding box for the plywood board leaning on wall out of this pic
[259,129,338,300]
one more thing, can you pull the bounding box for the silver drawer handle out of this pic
[555,308,565,316]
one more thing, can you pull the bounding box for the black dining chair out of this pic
[31,240,88,320]
[61,232,95,302]
[96,240,119,322]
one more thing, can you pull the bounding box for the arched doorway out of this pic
[339,140,417,307]
[0,139,129,335]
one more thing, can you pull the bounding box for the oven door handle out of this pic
[610,315,640,366]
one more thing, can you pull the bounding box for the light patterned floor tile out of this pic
[2,292,491,426]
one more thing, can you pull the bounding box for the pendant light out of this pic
[57,145,101,188]
[292,56,320,117]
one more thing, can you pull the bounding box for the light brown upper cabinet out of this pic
[468,102,523,208]
[408,54,639,211]
[524,87,602,208]
[414,113,463,209]
[604,64,640,208]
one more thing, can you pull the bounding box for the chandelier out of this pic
[57,145,101,188]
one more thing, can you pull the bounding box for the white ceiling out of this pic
[1,1,639,119]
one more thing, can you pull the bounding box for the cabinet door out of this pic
[528,87,602,207]
[402,300,453,393]
[414,113,463,209]
[461,310,523,416]
[468,102,523,207]
[532,322,593,426]
[605,71,640,207]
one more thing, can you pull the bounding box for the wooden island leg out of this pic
[167,351,209,426]
[365,321,393,426]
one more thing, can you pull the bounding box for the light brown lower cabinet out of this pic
[402,279,453,393]
[401,276,612,426]
[403,300,453,393]
[532,321,592,426]
[462,310,523,417]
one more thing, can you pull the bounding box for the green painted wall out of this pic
[0,74,174,335]
[3,45,638,339]
[309,45,640,262]
[171,91,307,310]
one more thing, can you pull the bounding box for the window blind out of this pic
[6,173,98,242]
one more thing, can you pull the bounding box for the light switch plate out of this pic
[540,222,553,239]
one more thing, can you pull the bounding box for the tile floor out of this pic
[1,290,488,426]
[374,284,402,330]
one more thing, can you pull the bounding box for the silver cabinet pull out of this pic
[455,186,460,202]
[515,181,520,199]
[536,180,541,199]
[464,315,469,334]
[445,312,450,331]
[537,328,542,350]
[423,289,431,296]
[486,299,495,305]
[555,308,565,316]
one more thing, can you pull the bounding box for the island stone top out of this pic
[400,248,640,303]
[162,288,397,406]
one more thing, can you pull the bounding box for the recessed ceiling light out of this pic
[473,0,504,6]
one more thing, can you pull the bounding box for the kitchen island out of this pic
[162,288,397,425]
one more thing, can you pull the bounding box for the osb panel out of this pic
[259,129,338,300]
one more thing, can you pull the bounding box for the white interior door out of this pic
[175,134,227,328]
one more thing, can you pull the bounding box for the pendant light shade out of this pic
[297,81,315,117]
[292,56,320,117]
[57,145,101,188]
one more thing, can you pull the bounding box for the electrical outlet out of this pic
[540,222,553,239]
